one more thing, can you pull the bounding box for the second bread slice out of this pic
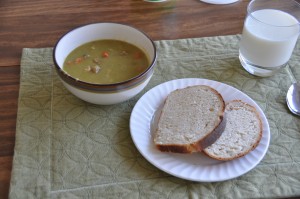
[203,100,263,161]
[153,85,225,153]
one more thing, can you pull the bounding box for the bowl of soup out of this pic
[53,23,157,105]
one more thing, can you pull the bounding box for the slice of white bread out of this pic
[203,100,262,161]
[153,85,225,153]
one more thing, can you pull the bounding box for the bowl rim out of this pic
[53,22,157,92]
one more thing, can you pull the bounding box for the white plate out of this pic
[144,0,168,2]
[130,78,270,182]
[200,0,239,4]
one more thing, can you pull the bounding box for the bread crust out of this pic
[203,100,263,161]
[154,85,225,153]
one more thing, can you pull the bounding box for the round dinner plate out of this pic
[130,78,270,182]
[200,0,240,4]
[144,0,168,2]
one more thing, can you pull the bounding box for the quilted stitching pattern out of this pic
[9,35,300,198]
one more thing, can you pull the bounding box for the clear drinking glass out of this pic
[239,0,300,77]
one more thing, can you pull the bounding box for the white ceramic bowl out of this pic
[53,23,157,105]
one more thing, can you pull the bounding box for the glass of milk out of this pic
[239,0,300,77]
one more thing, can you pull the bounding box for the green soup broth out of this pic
[63,39,150,84]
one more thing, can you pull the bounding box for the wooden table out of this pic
[0,0,247,198]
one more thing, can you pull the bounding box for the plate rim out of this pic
[200,0,240,5]
[130,78,270,182]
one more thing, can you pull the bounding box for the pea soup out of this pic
[63,40,149,84]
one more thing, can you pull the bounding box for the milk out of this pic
[240,9,299,68]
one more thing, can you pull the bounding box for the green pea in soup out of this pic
[63,40,149,84]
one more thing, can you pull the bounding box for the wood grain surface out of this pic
[0,0,248,198]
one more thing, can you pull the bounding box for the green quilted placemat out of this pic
[9,35,300,198]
